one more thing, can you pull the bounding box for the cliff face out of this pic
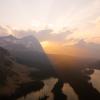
[0,47,31,95]
[0,47,13,85]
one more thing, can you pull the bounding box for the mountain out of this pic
[75,39,100,50]
[0,35,17,41]
[0,35,55,76]
[63,39,100,59]
[74,39,100,59]
[0,35,43,52]
[0,34,44,52]
[19,35,44,52]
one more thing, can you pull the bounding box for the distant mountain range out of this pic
[74,39,100,59]
[60,39,100,59]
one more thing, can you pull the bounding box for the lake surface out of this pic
[90,69,100,93]
[17,69,100,100]
[17,77,79,100]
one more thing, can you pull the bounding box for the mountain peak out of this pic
[7,35,17,39]
[0,35,17,41]
[75,39,86,47]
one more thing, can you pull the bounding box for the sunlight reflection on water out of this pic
[18,77,79,100]
[18,78,57,100]
[90,69,100,93]
[63,83,78,100]
[17,69,100,100]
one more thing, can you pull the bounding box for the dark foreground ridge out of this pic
[57,68,100,100]
[0,81,44,100]
[52,80,67,100]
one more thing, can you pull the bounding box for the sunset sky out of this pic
[0,0,100,55]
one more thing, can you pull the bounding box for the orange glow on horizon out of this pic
[41,41,91,58]
[40,41,63,54]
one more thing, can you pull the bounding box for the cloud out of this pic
[82,17,100,44]
[13,29,36,38]
[0,22,100,45]
[34,29,72,42]
[0,25,10,36]
[11,28,72,43]
[64,16,100,45]
[0,25,72,43]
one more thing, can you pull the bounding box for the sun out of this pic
[40,41,50,48]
